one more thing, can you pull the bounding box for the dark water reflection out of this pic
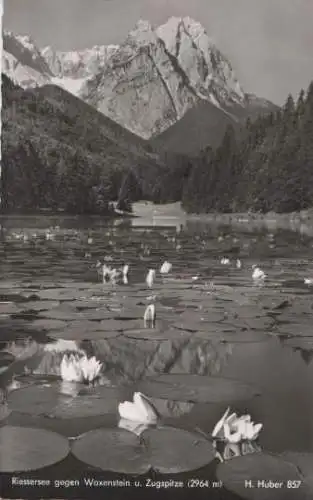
[0,211,313,498]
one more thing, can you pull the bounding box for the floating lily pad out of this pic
[275,324,313,337]
[259,296,291,311]
[31,319,68,331]
[52,387,120,419]
[38,308,81,321]
[0,351,15,364]
[0,426,70,472]
[173,321,236,334]
[72,426,214,474]
[0,302,23,315]
[19,301,60,312]
[136,374,259,403]
[228,305,265,319]
[122,327,190,341]
[82,310,116,321]
[216,452,310,499]
[280,452,313,491]
[194,329,268,343]
[8,384,62,416]
[283,337,313,351]
[115,308,146,320]
[49,320,121,340]
[177,310,226,324]
[242,317,273,330]
[0,403,11,421]
[67,300,106,310]
[7,382,119,418]
[37,289,91,301]
[99,318,137,331]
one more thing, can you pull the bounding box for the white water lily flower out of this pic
[118,418,149,436]
[146,269,156,288]
[212,408,263,443]
[160,261,172,274]
[221,258,230,265]
[304,278,313,285]
[212,407,231,438]
[252,265,266,280]
[144,304,156,327]
[79,356,102,383]
[60,354,82,382]
[118,392,158,424]
[122,264,129,284]
[60,354,102,384]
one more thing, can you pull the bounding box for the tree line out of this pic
[181,82,313,213]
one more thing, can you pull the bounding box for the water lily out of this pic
[146,269,156,288]
[236,259,242,269]
[118,418,149,436]
[212,407,263,443]
[252,265,266,280]
[144,304,156,327]
[304,278,313,286]
[160,261,172,274]
[60,354,102,384]
[118,392,158,424]
[122,264,129,284]
[221,258,230,265]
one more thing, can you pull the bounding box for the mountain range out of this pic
[2,17,276,153]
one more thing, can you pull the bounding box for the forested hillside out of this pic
[1,75,168,214]
[181,82,313,214]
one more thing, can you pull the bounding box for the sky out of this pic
[3,0,313,105]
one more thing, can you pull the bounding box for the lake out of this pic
[0,204,313,499]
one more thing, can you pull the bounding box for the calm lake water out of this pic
[0,205,313,499]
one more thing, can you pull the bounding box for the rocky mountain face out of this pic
[2,16,272,141]
[80,17,246,138]
[41,45,119,79]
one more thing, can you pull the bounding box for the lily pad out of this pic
[194,329,268,343]
[19,301,60,312]
[115,308,147,320]
[99,318,137,331]
[0,403,11,421]
[216,452,311,499]
[37,289,91,301]
[0,303,21,315]
[38,308,81,321]
[49,320,121,340]
[177,311,226,323]
[52,387,120,419]
[173,321,236,334]
[31,319,68,331]
[275,324,313,337]
[122,327,190,341]
[280,452,313,490]
[242,317,273,330]
[82,310,116,321]
[283,337,313,351]
[136,374,259,403]
[67,300,106,310]
[0,351,15,364]
[7,383,118,418]
[0,426,70,472]
[72,426,214,474]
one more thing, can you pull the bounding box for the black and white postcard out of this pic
[1,0,313,499]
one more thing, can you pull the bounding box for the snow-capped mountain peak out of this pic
[2,17,271,141]
[127,19,157,46]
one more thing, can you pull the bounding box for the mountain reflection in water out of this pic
[0,211,313,499]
